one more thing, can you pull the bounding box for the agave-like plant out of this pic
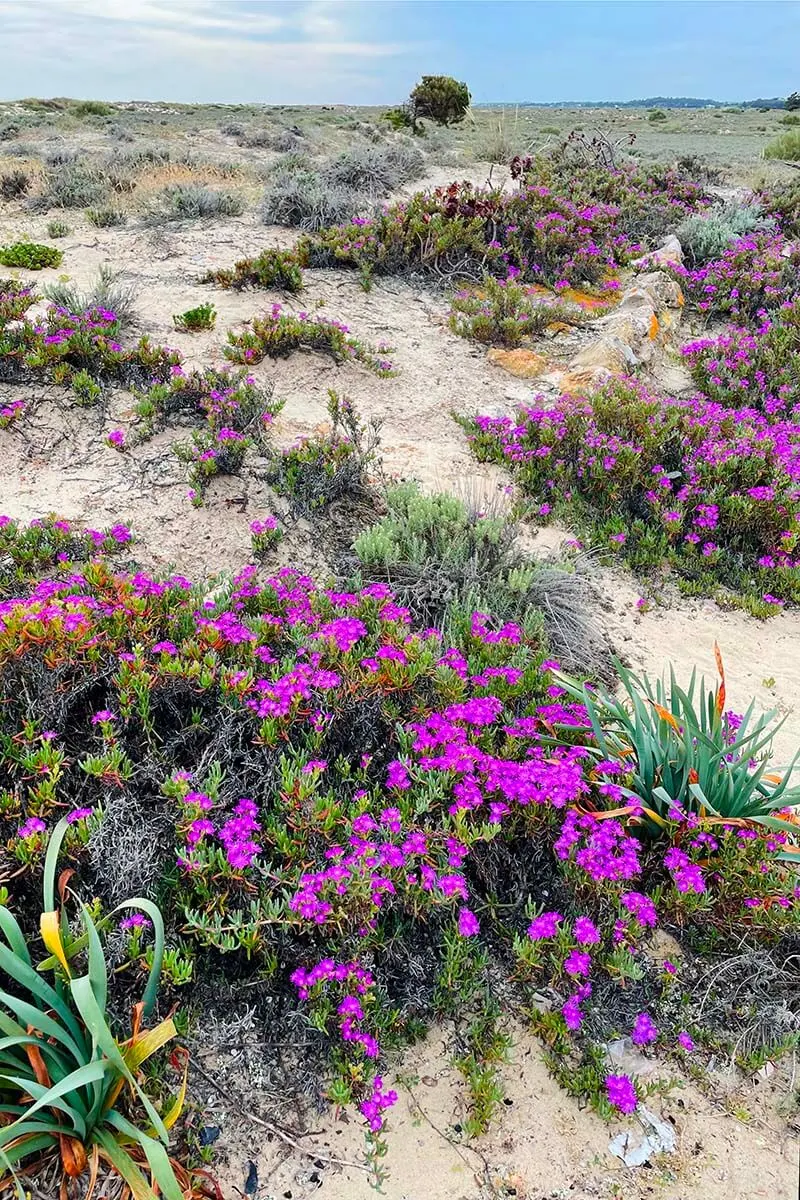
[549,646,800,848]
[0,817,214,1199]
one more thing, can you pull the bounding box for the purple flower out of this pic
[631,1011,658,1046]
[527,911,562,940]
[18,816,46,839]
[563,950,592,977]
[119,913,152,931]
[606,1074,638,1114]
[458,908,480,937]
[573,915,600,945]
[66,807,93,824]
[91,710,116,724]
[677,1031,694,1052]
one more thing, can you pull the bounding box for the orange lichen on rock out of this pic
[487,347,549,378]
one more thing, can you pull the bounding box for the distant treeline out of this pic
[479,97,787,110]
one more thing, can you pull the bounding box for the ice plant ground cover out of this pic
[463,375,800,613]
[0,518,798,1184]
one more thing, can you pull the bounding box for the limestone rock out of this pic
[487,347,549,379]
[632,234,683,269]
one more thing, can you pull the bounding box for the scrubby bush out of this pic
[239,125,300,151]
[38,161,109,209]
[410,75,471,127]
[676,202,774,265]
[261,166,364,230]
[352,480,607,673]
[463,377,800,606]
[46,219,71,237]
[0,168,30,200]
[779,113,800,126]
[325,142,425,192]
[647,109,668,122]
[86,205,127,227]
[156,184,245,219]
[0,240,63,269]
[72,98,113,117]
[173,302,216,332]
[449,274,589,346]
[266,390,380,514]
[382,106,415,133]
[223,303,395,375]
[764,129,800,160]
[43,265,138,328]
[202,246,303,292]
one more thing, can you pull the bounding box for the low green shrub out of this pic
[223,303,395,375]
[87,206,128,227]
[449,274,589,346]
[647,109,668,122]
[157,184,245,220]
[73,98,113,117]
[173,302,216,332]
[0,241,63,269]
[202,247,303,292]
[46,219,71,238]
[676,202,773,266]
[764,129,800,160]
[351,479,607,673]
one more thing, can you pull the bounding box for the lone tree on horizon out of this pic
[384,74,471,134]
[786,91,800,111]
[410,75,471,127]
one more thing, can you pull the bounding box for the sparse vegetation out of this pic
[173,301,216,332]
[202,247,303,292]
[0,168,30,200]
[261,166,364,230]
[155,183,246,220]
[86,205,127,227]
[223,304,395,375]
[42,264,138,327]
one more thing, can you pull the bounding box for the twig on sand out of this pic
[187,1053,371,1174]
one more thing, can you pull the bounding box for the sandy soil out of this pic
[206,1023,798,1200]
[1,207,798,1199]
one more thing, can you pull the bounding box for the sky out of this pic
[0,0,797,106]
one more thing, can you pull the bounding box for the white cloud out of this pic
[0,0,415,102]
